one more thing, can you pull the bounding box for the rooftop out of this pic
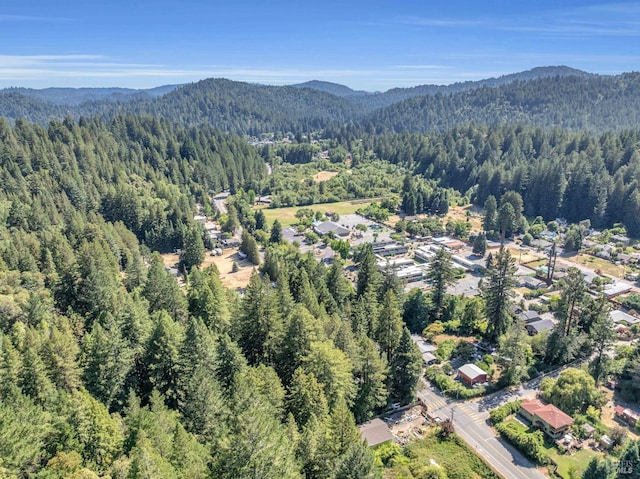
[458,363,487,379]
[521,398,574,430]
[526,318,555,333]
[358,418,394,447]
[610,310,640,325]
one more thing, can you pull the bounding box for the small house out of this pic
[457,364,488,387]
[422,352,438,365]
[518,310,541,324]
[525,319,555,336]
[521,276,546,290]
[519,398,574,439]
[358,418,394,448]
[610,310,640,326]
[599,435,613,449]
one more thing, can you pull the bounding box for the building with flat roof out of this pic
[313,221,350,237]
[358,418,394,448]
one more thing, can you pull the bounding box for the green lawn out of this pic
[257,200,374,227]
[544,442,600,479]
[386,431,499,479]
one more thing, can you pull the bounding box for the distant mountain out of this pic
[349,66,595,110]
[291,80,370,98]
[0,84,180,106]
[365,72,640,133]
[127,78,364,134]
[1,67,639,134]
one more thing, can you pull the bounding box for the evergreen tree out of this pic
[353,336,388,423]
[142,311,185,408]
[286,368,329,428]
[483,195,497,232]
[83,315,133,410]
[240,230,260,265]
[472,233,487,257]
[426,248,455,322]
[484,247,516,343]
[375,290,403,361]
[581,456,616,479]
[355,243,381,298]
[255,209,267,231]
[402,288,430,334]
[388,327,422,404]
[617,440,640,479]
[498,322,531,386]
[546,267,587,365]
[270,219,283,244]
[235,271,283,366]
[180,225,205,272]
[187,265,230,333]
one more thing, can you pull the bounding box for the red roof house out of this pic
[519,398,574,439]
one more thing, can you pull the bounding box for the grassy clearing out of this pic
[544,445,599,479]
[385,431,499,479]
[443,205,484,233]
[566,253,625,278]
[257,200,374,227]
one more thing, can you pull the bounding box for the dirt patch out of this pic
[601,389,640,440]
[312,171,339,183]
[504,247,544,264]
[443,205,484,233]
[432,334,476,344]
[161,249,257,290]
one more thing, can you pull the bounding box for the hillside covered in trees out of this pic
[2,68,640,134]
[0,116,429,478]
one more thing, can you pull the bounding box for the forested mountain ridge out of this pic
[2,66,638,134]
[0,85,179,105]
[131,78,365,134]
[291,80,370,98]
[337,65,594,109]
[364,72,640,133]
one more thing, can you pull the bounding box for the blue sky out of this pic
[1,0,640,91]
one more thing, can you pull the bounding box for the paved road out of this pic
[416,358,588,479]
[418,385,547,479]
[213,192,229,215]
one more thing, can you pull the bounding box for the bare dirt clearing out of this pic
[312,171,339,183]
[161,250,256,290]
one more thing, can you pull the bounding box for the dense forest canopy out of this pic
[3,68,640,134]
[3,65,640,478]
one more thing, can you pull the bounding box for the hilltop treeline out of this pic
[3,71,640,134]
[365,125,640,234]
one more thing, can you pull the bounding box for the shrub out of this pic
[489,400,522,424]
[496,420,548,464]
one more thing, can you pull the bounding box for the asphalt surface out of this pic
[418,385,547,479]
[416,357,587,479]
